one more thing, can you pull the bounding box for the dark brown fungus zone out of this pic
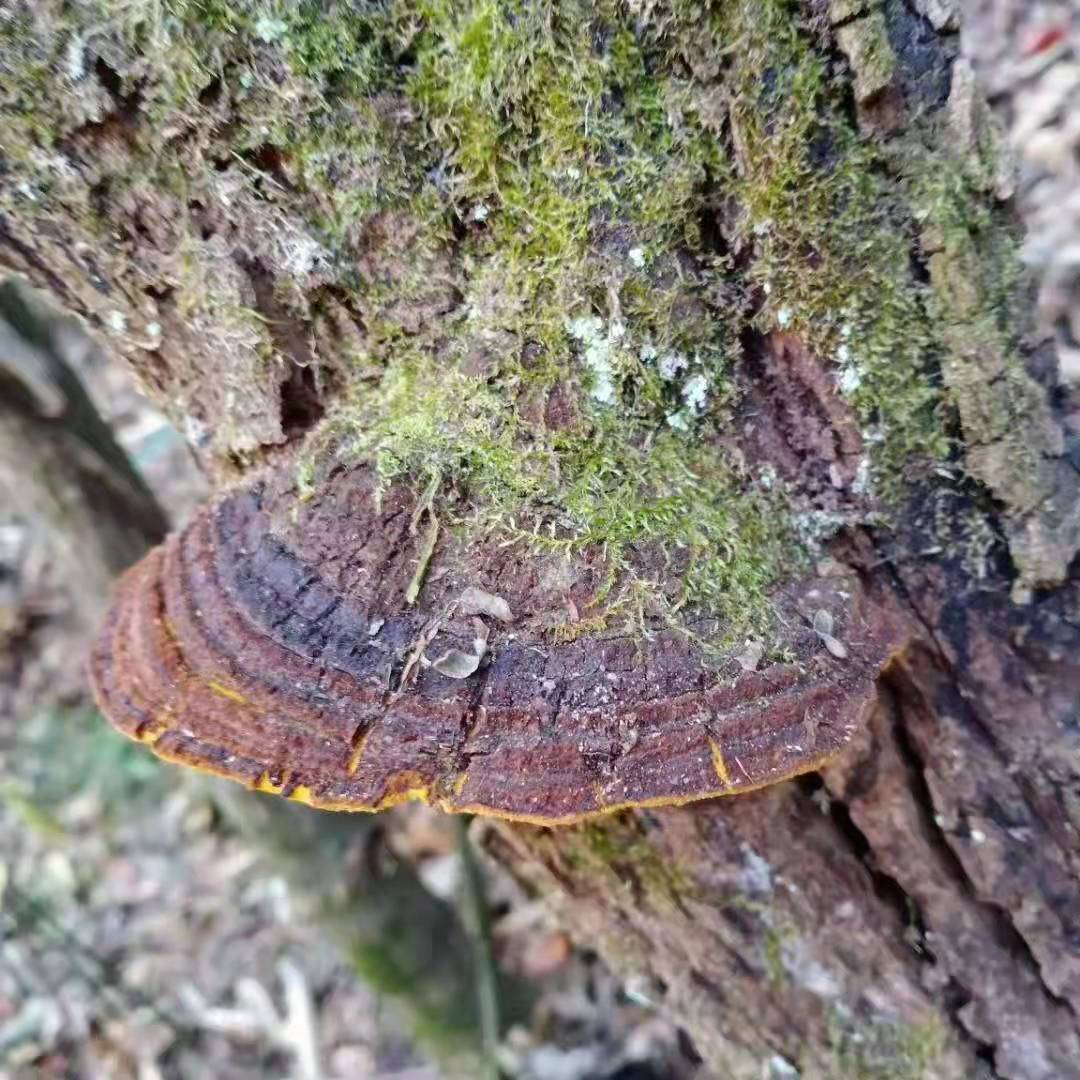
[89,461,902,824]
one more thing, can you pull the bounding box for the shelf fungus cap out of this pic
[90,463,901,825]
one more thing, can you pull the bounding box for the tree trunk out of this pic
[3,1,1078,1077]
[0,279,170,622]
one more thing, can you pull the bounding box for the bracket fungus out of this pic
[90,461,899,824]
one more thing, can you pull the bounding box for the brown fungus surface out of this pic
[90,461,901,824]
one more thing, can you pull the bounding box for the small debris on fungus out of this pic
[429,648,483,680]
[812,609,849,660]
[456,586,513,624]
[736,640,766,672]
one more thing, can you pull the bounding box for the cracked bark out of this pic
[486,538,1080,1078]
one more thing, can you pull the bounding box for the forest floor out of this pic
[0,338,701,1080]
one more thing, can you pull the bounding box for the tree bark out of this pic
[484,529,1080,1077]
[2,2,1078,1077]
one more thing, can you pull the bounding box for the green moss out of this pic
[307,2,800,643]
[564,817,694,901]
[762,924,788,985]
[821,1009,950,1080]
[4,0,986,641]
[281,4,389,88]
[692,0,948,491]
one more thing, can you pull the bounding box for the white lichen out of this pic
[658,350,687,380]
[681,372,710,414]
[567,314,617,405]
[767,1055,800,1078]
[64,36,86,82]
[255,16,288,42]
[852,456,873,496]
[738,842,774,895]
[793,509,851,548]
[781,938,842,1000]
[274,223,331,280]
[838,362,863,395]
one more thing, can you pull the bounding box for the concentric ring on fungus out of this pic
[89,461,900,824]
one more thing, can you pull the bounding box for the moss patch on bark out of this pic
[1,0,1039,632]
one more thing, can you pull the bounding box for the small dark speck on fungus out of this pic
[89,460,901,824]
